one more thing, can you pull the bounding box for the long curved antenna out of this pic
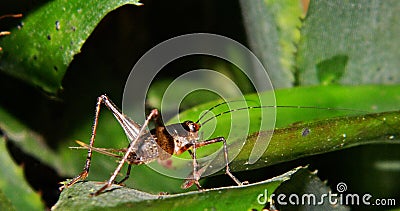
[200,105,370,126]
[0,14,22,20]
[195,100,257,123]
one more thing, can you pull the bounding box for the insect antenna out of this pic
[195,99,258,124]
[0,14,23,20]
[200,105,371,126]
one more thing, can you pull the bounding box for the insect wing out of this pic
[109,109,144,142]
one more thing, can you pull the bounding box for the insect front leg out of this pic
[183,148,202,189]
[182,137,244,189]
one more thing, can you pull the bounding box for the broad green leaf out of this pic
[0,189,14,211]
[0,0,142,94]
[231,109,400,172]
[263,0,305,76]
[239,0,304,88]
[175,85,400,128]
[297,0,400,85]
[170,84,400,175]
[53,166,305,210]
[0,137,44,210]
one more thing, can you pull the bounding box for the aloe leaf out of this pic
[239,0,304,88]
[0,0,142,94]
[230,109,400,172]
[241,1,400,86]
[296,0,400,85]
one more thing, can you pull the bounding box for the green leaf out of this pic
[0,137,44,210]
[273,85,400,127]
[239,0,304,88]
[0,0,142,94]
[174,85,400,132]
[231,109,400,172]
[170,85,400,172]
[316,55,348,85]
[53,166,306,210]
[297,0,400,85]
[0,189,14,211]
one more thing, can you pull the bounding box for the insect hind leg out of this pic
[115,164,132,185]
[60,95,127,191]
[93,109,159,196]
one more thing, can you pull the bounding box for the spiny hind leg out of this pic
[93,109,159,196]
[60,95,126,191]
[115,164,132,185]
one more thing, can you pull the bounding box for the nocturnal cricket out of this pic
[59,94,366,196]
[59,94,246,196]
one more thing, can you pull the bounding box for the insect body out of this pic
[60,94,372,196]
[60,95,243,196]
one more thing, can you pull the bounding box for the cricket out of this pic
[0,13,22,51]
[59,94,247,196]
[59,94,369,196]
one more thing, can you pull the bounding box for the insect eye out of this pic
[182,121,199,132]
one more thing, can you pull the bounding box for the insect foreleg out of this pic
[188,148,202,189]
[182,137,244,189]
[196,137,243,186]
